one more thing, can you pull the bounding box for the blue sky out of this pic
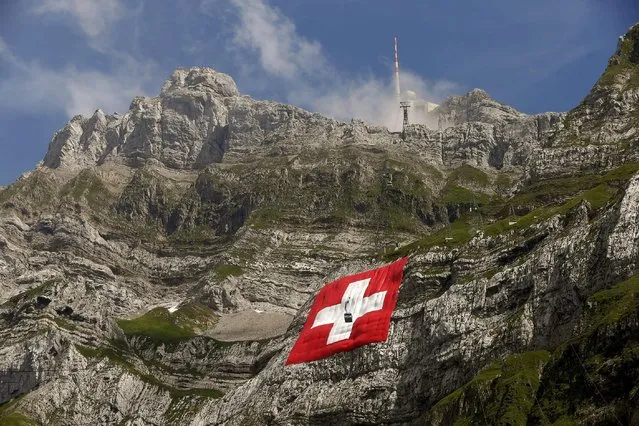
[0,0,638,185]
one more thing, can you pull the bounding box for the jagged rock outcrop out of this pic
[435,88,526,128]
[42,67,343,173]
[1,22,639,426]
[43,67,237,170]
[529,23,639,178]
[39,68,563,179]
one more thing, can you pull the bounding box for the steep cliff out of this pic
[1,23,639,426]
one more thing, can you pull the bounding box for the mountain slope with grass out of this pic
[1,22,639,426]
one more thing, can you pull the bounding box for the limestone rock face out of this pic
[435,88,527,128]
[529,23,639,178]
[43,68,239,171]
[160,67,240,98]
[2,23,639,426]
[40,68,566,178]
[191,173,639,425]
[397,90,566,172]
[42,112,114,169]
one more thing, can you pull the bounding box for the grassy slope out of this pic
[116,302,221,346]
[117,307,197,345]
[598,26,639,89]
[386,162,639,261]
[427,275,639,425]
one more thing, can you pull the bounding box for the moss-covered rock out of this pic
[427,274,639,425]
[428,351,551,425]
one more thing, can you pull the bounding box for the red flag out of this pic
[286,257,408,365]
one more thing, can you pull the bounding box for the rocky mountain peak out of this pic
[541,24,639,155]
[595,23,639,90]
[42,68,246,171]
[613,23,639,65]
[466,87,491,99]
[434,87,526,128]
[160,67,239,98]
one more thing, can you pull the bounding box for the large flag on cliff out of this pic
[286,257,409,365]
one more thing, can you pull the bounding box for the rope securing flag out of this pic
[286,257,409,365]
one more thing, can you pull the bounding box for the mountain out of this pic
[1,23,639,425]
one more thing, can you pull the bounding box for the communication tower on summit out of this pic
[400,101,411,139]
[396,37,410,139]
[392,36,439,134]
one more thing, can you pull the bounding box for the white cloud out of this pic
[214,0,459,130]
[228,0,330,81]
[0,43,153,117]
[0,1,156,118]
[32,0,124,38]
[290,71,459,131]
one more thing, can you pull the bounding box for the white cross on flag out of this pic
[286,257,408,365]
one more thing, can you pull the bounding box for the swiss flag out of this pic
[286,257,408,365]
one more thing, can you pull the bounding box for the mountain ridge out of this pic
[0,22,639,426]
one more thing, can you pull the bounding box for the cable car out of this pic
[344,297,353,322]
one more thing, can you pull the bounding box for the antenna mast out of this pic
[394,36,401,104]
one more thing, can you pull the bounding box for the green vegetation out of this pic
[0,395,38,426]
[487,162,639,230]
[214,264,244,280]
[248,206,316,230]
[420,163,444,181]
[431,351,551,425]
[113,168,189,243]
[447,164,490,187]
[0,281,53,310]
[163,398,208,424]
[579,183,615,209]
[386,157,443,182]
[247,207,285,229]
[0,412,39,426]
[484,184,615,236]
[528,274,639,424]
[432,273,639,424]
[563,114,574,131]
[59,169,112,209]
[75,345,102,359]
[437,165,492,205]
[168,226,216,245]
[375,203,421,233]
[504,175,595,209]
[587,274,639,328]
[598,30,639,88]
[439,185,490,205]
[75,344,224,400]
[245,153,435,233]
[600,161,639,183]
[0,170,56,208]
[116,301,223,346]
[483,269,499,280]
[172,301,218,331]
[495,173,514,191]
[496,161,639,212]
[390,161,638,259]
[385,219,473,261]
[117,307,196,345]
[52,316,78,331]
[394,180,610,257]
